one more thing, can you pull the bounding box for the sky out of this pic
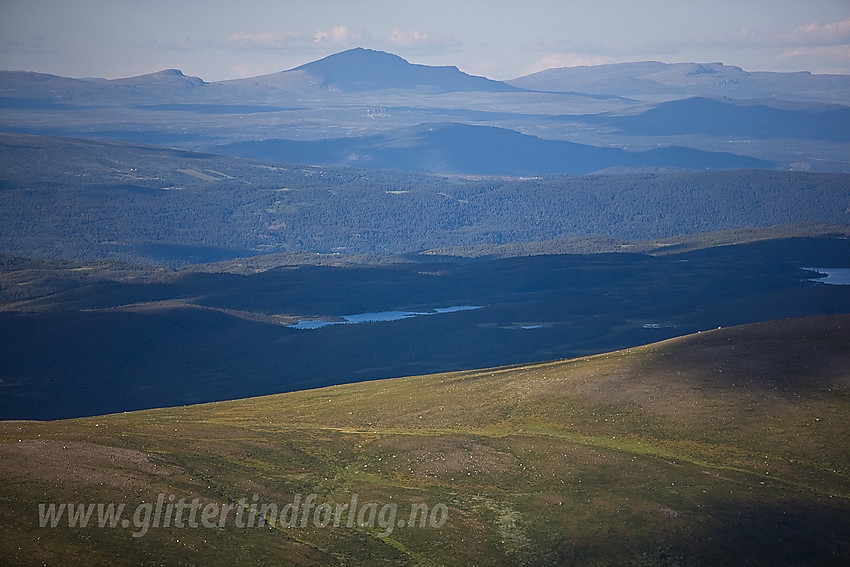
[1,0,849,81]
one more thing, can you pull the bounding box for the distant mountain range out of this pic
[1,48,849,174]
[0,68,208,104]
[508,60,850,104]
[3,48,849,103]
[0,48,521,101]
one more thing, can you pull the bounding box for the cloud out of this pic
[313,25,364,45]
[521,17,850,63]
[145,36,219,53]
[2,36,62,56]
[226,31,307,50]
[386,28,459,53]
[779,44,850,72]
[520,38,624,56]
[226,25,459,58]
[523,52,616,74]
[777,17,850,72]
[225,26,367,51]
[686,17,850,50]
[789,18,850,46]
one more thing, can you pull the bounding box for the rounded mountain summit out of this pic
[289,47,523,93]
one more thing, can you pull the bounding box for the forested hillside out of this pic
[2,133,848,265]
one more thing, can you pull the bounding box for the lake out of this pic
[803,268,850,285]
[291,305,483,329]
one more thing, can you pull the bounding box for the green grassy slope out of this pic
[1,315,848,565]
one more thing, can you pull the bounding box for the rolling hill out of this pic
[1,314,848,565]
[215,122,774,175]
[570,96,850,142]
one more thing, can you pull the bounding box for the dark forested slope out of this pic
[2,235,849,420]
[2,133,847,265]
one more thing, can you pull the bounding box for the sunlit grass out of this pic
[2,316,848,565]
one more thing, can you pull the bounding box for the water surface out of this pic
[803,268,850,285]
[292,305,483,329]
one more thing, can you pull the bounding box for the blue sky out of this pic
[1,0,849,81]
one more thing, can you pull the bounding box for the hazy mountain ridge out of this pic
[571,96,850,142]
[0,68,208,103]
[0,48,521,101]
[508,60,850,104]
[215,121,774,175]
[5,53,849,103]
[2,48,849,173]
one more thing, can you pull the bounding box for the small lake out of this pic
[803,268,850,285]
[291,305,483,329]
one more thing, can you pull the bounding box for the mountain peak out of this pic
[111,68,206,88]
[153,68,189,77]
[295,47,407,68]
[289,48,520,93]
